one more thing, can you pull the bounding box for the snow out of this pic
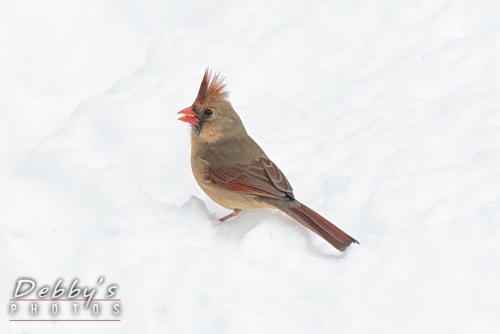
[1,0,500,333]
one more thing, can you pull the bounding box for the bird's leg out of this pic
[219,209,241,222]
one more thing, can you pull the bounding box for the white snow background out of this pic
[1,0,500,333]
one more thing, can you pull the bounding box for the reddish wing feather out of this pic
[206,159,294,201]
[259,158,293,197]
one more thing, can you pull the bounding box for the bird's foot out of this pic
[219,209,241,222]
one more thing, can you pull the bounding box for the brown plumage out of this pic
[177,69,358,251]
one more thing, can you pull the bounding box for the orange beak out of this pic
[177,107,199,126]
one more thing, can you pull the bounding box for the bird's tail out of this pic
[277,201,358,252]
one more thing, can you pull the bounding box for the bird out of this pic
[177,69,358,251]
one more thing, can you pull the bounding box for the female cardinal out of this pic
[177,69,358,251]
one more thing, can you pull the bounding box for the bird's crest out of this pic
[195,69,228,105]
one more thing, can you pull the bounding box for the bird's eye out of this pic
[204,109,213,116]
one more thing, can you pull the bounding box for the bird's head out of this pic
[177,69,246,143]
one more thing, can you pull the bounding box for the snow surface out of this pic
[1,0,500,333]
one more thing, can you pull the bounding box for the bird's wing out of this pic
[205,158,294,201]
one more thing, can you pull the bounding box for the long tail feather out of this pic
[278,201,358,251]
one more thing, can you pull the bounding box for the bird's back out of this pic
[193,135,268,170]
